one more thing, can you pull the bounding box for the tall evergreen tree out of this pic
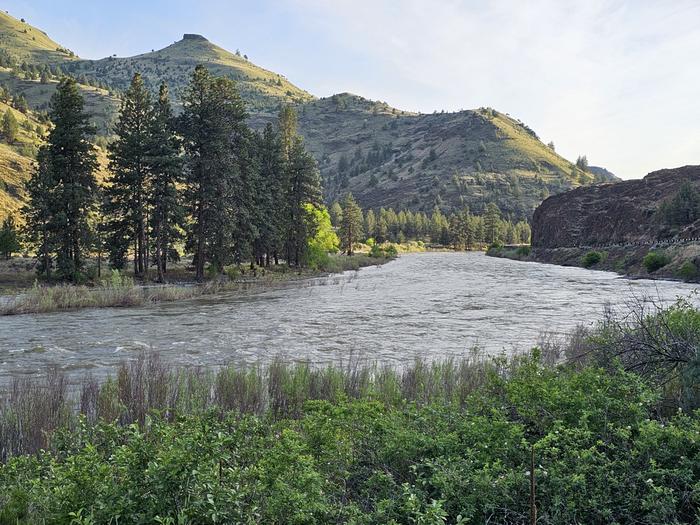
[148,82,183,282]
[180,65,249,280]
[285,134,322,266]
[104,73,152,276]
[483,202,502,244]
[339,193,364,255]
[23,78,97,281]
[254,123,285,266]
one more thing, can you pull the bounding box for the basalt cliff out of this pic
[512,165,700,282]
[532,165,700,249]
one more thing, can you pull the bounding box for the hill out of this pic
[0,12,617,221]
[66,34,314,114]
[293,95,612,216]
[532,165,700,248]
[0,100,45,222]
[0,10,77,65]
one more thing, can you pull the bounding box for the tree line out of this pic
[331,196,531,253]
[21,68,323,282]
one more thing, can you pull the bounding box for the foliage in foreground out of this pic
[2,357,699,524]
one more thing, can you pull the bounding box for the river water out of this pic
[1,252,699,384]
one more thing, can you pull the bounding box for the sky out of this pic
[5,0,700,179]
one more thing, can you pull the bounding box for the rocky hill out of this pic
[532,165,700,248]
[65,34,313,114]
[291,95,612,216]
[0,11,617,221]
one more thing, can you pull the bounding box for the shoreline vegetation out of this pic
[2,299,700,522]
[487,241,700,283]
[0,241,474,316]
[0,251,397,316]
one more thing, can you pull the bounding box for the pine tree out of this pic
[254,123,285,266]
[364,209,376,240]
[285,134,322,266]
[339,193,364,255]
[24,77,97,281]
[0,216,21,258]
[180,65,249,280]
[2,109,18,143]
[483,202,502,245]
[104,73,152,276]
[329,201,343,228]
[148,82,183,282]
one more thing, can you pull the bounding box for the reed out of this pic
[0,350,517,459]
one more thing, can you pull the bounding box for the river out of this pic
[1,252,698,384]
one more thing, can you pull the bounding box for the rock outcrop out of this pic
[532,165,700,248]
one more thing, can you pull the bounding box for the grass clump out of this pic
[677,260,698,281]
[643,250,671,273]
[581,250,604,268]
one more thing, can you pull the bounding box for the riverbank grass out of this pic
[0,253,392,315]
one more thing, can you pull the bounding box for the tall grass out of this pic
[0,350,511,459]
[1,255,392,315]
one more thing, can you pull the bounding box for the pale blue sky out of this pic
[5,0,700,179]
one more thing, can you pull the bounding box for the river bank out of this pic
[0,253,393,316]
[487,241,700,283]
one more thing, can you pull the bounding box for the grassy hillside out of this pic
[0,13,616,221]
[0,100,46,222]
[0,10,77,65]
[0,69,120,134]
[67,34,314,114]
[295,97,611,217]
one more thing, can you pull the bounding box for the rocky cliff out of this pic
[532,165,700,248]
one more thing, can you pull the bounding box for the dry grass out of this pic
[0,254,392,315]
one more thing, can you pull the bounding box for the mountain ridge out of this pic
[0,11,618,221]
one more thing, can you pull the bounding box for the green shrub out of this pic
[369,243,398,258]
[643,251,670,273]
[2,357,700,524]
[677,260,698,281]
[516,245,531,257]
[581,250,603,268]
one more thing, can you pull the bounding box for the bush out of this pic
[2,355,700,524]
[581,250,603,268]
[369,243,398,258]
[643,250,670,273]
[516,245,531,257]
[677,260,698,281]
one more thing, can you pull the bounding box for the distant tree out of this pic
[2,109,18,143]
[547,141,555,151]
[483,202,502,244]
[364,209,377,240]
[0,216,21,258]
[329,201,343,228]
[339,193,364,255]
[12,94,28,113]
[576,155,589,171]
[515,220,532,244]
[658,180,700,227]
